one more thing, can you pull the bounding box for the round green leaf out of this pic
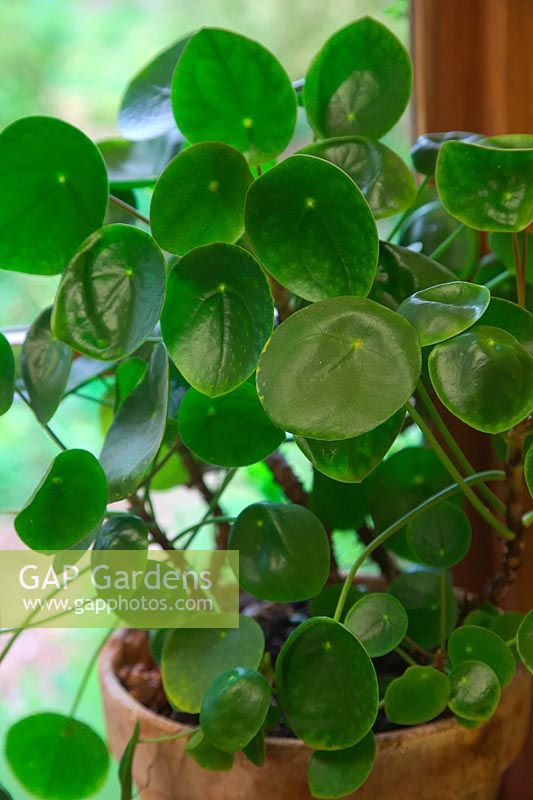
[517,610,533,673]
[309,583,365,620]
[243,730,266,767]
[228,502,330,602]
[257,296,421,440]
[448,625,515,687]
[178,384,284,468]
[5,713,109,800]
[0,116,108,275]
[200,668,271,753]
[410,132,482,177]
[399,200,479,279]
[52,224,165,361]
[344,593,408,657]
[275,617,378,750]
[476,297,533,356]
[406,501,472,568]
[185,730,234,772]
[161,616,265,713]
[307,731,376,800]
[304,17,412,140]
[490,611,524,660]
[245,154,378,302]
[15,449,107,550]
[397,281,490,346]
[93,513,148,552]
[448,661,501,721]
[370,241,456,310]
[429,326,533,434]
[0,332,15,416]
[162,243,273,397]
[300,137,416,219]
[388,571,458,650]
[171,28,296,165]
[384,666,450,725]
[295,409,405,484]
[98,131,182,189]
[368,447,454,560]
[309,469,369,531]
[437,140,533,232]
[151,143,253,255]
[464,604,499,629]
[21,306,73,423]
[526,446,533,498]
[100,344,168,501]
[119,37,190,140]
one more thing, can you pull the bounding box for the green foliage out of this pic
[200,668,271,753]
[344,592,408,657]
[229,502,330,601]
[388,571,458,650]
[185,730,234,772]
[370,241,455,309]
[275,618,378,750]
[406,502,472,568]
[384,666,450,725]
[307,732,376,799]
[517,610,533,673]
[0,331,15,416]
[448,626,515,687]
[99,132,182,190]
[410,132,482,177]
[5,714,109,799]
[246,154,378,301]
[447,661,501,722]
[118,721,140,800]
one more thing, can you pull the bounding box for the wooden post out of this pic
[410,2,533,797]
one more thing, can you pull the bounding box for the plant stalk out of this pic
[428,223,466,262]
[15,387,68,451]
[109,194,150,226]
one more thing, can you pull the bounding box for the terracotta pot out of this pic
[100,632,531,800]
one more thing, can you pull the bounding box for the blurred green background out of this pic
[0,1,409,797]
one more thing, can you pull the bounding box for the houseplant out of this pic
[0,13,532,800]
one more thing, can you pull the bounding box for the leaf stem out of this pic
[395,646,417,667]
[181,469,237,549]
[333,469,505,622]
[172,515,236,544]
[513,231,526,307]
[483,269,513,291]
[139,727,198,745]
[403,635,433,659]
[15,387,67,451]
[416,382,505,514]
[406,401,514,540]
[68,627,115,718]
[109,194,150,226]
[428,223,466,261]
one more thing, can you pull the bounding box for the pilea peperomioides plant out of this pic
[0,15,532,800]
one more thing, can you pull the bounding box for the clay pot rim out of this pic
[101,629,512,750]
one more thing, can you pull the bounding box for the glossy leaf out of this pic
[304,17,412,140]
[20,306,72,422]
[100,344,168,501]
[162,243,272,396]
[0,116,108,275]
[98,131,182,189]
[161,616,264,713]
[151,143,253,255]
[228,502,330,602]
[15,449,107,551]
[397,281,490,346]
[114,357,147,411]
[245,154,378,302]
[490,611,524,660]
[429,326,533,434]
[243,729,266,767]
[257,296,421,440]
[200,668,271,753]
[171,28,296,165]
[295,409,405,484]
[437,140,533,232]
[476,297,533,356]
[384,666,450,725]
[275,617,378,750]
[300,137,416,219]
[410,132,482,177]
[389,571,458,650]
[368,447,454,560]
[118,721,140,800]
[406,501,472,568]
[0,331,15,416]
[178,384,284,468]
[448,661,501,721]
[93,513,148,552]
[309,470,369,531]
[307,732,376,799]
[53,224,166,361]
[119,37,190,140]
[517,610,533,673]
[5,713,109,800]
[448,625,515,687]
[398,200,479,279]
[150,444,189,492]
[344,593,408,657]
[370,241,455,309]
[185,730,234,772]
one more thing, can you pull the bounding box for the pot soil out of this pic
[100,630,531,800]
